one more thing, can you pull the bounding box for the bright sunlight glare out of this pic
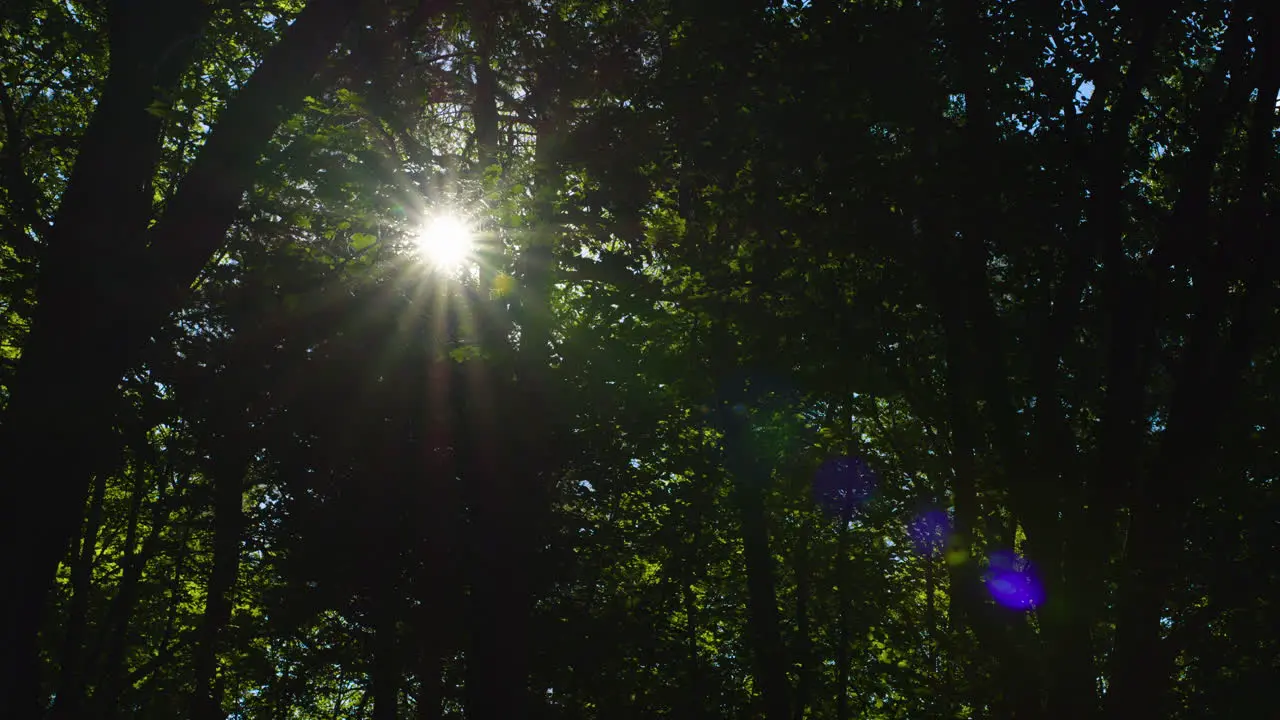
[414,215,475,269]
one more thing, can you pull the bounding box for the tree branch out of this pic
[140,0,373,324]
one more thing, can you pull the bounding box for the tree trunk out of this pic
[721,406,791,720]
[373,592,400,720]
[190,456,247,720]
[834,512,851,720]
[472,0,500,176]
[464,476,532,720]
[683,579,702,720]
[101,518,193,720]
[681,516,705,720]
[416,644,443,720]
[471,0,503,287]
[93,460,163,718]
[792,519,813,720]
[49,470,110,719]
[924,547,940,718]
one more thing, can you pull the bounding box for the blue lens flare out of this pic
[812,456,877,520]
[984,549,1045,610]
[909,509,951,558]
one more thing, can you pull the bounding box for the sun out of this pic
[414,215,475,269]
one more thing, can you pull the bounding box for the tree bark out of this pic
[190,457,247,720]
[835,517,851,720]
[721,405,791,720]
[683,577,702,720]
[471,0,503,287]
[464,442,532,720]
[792,518,814,720]
[49,470,110,720]
[416,644,443,720]
[93,459,169,718]
[373,592,401,720]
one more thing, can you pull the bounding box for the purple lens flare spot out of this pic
[983,549,1045,610]
[812,456,877,520]
[909,509,951,558]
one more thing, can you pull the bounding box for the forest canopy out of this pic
[0,1,1277,719]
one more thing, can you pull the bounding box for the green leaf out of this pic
[145,100,173,119]
[448,345,483,363]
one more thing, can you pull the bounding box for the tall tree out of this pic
[0,1,375,715]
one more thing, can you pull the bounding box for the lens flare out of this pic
[909,509,951,559]
[984,549,1045,610]
[812,456,877,521]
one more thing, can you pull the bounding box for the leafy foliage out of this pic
[1,1,1277,719]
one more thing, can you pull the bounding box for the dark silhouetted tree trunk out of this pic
[721,404,791,720]
[373,591,401,720]
[416,644,443,720]
[835,510,851,720]
[94,459,167,718]
[191,456,247,720]
[49,470,109,720]
[793,518,813,720]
